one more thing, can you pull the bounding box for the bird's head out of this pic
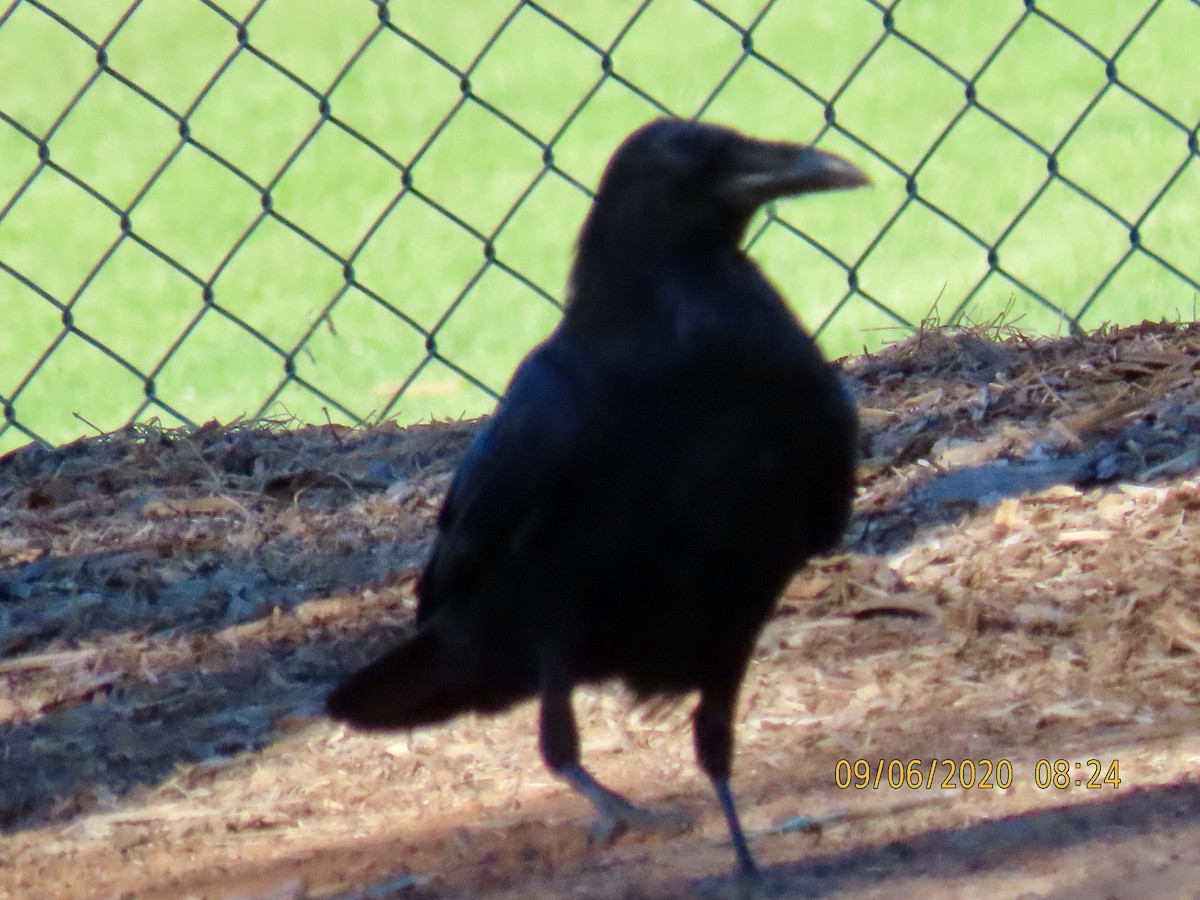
[572,118,869,277]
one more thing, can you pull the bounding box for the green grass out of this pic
[1,0,1198,452]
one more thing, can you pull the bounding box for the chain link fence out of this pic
[0,0,1197,453]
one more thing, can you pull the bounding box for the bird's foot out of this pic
[556,764,696,845]
[695,864,768,899]
[586,800,697,845]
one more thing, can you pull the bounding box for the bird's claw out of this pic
[696,865,769,899]
[586,804,697,846]
[587,816,626,846]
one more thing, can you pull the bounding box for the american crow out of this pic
[328,118,866,883]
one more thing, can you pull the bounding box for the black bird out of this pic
[328,118,866,882]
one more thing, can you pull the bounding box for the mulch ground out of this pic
[3,321,1200,899]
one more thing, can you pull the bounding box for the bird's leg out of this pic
[694,687,759,880]
[540,683,695,845]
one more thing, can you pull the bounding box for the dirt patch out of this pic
[3,322,1200,899]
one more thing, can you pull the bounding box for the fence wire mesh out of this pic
[0,0,1197,453]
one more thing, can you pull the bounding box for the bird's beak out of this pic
[722,141,870,207]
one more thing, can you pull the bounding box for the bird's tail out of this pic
[326,627,527,730]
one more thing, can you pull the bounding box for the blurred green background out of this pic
[0,0,1197,453]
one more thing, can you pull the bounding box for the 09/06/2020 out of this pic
[835,758,1122,791]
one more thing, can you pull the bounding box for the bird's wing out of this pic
[416,338,597,622]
